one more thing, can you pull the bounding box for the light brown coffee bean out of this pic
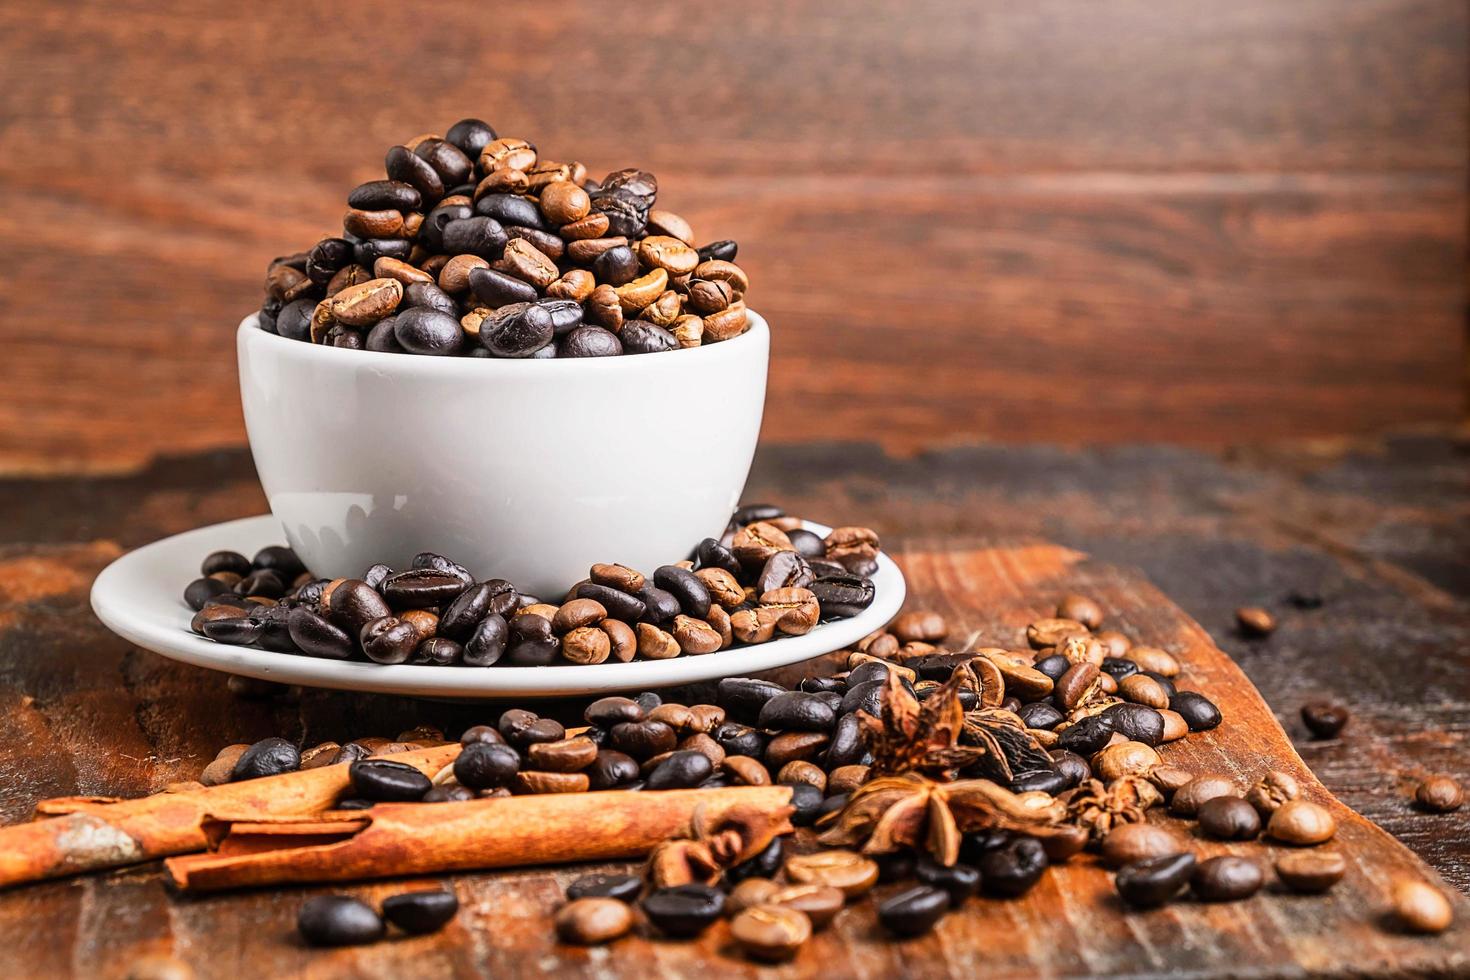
[372,256,434,285]
[723,755,771,786]
[1056,662,1102,710]
[1057,635,1107,667]
[768,884,844,930]
[589,562,644,593]
[568,236,629,264]
[1236,606,1277,637]
[529,736,599,772]
[1120,674,1170,709]
[330,277,403,326]
[785,851,878,898]
[692,259,748,295]
[539,180,591,224]
[1095,629,1132,658]
[1392,879,1453,933]
[437,253,489,294]
[1169,774,1239,816]
[1027,618,1090,649]
[553,598,607,634]
[679,732,725,768]
[727,877,781,914]
[647,209,694,244]
[1147,764,1194,797]
[1245,770,1301,816]
[701,301,748,342]
[635,622,681,660]
[1274,851,1346,894]
[891,610,948,643]
[559,211,611,240]
[400,608,438,637]
[640,290,683,327]
[474,167,529,198]
[672,614,722,655]
[546,268,596,302]
[1415,775,1464,813]
[764,732,828,768]
[1267,799,1337,845]
[602,619,636,662]
[300,741,342,770]
[1157,709,1189,742]
[561,626,611,665]
[730,905,811,962]
[513,770,590,794]
[1100,822,1188,868]
[200,744,250,785]
[731,521,792,569]
[687,704,725,733]
[1056,594,1104,629]
[343,207,404,239]
[615,268,669,314]
[668,314,704,348]
[584,283,623,331]
[555,897,633,945]
[637,235,699,276]
[1094,741,1161,782]
[493,238,558,288]
[479,137,536,173]
[777,760,827,792]
[686,278,734,314]
[1129,646,1180,677]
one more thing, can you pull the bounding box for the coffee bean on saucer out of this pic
[350,758,431,802]
[381,890,458,934]
[298,895,384,947]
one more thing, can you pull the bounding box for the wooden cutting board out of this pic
[4,542,1468,978]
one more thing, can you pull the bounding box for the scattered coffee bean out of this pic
[297,895,384,947]
[915,855,981,907]
[1169,775,1239,817]
[1191,855,1264,902]
[381,890,458,934]
[453,742,520,789]
[1266,799,1337,845]
[1100,823,1187,869]
[784,850,878,898]
[1274,851,1346,894]
[877,885,949,937]
[556,897,635,945]
[730,904,811,962]
[1391,879,1453,934]
[1301,702,1349,739]
[641,884,726,938]
[349,759,431,802]
[978,837,1048,897]
[1414,775,1463,813]
[231,738,300,781]
[1236,606,1276,637]
[1115,853,1196,908]
[1245,770,1300,816]
[566,873,642,903]
[1197,796,1262,841]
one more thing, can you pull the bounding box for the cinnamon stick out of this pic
[0,744,461,889]
[166,785,795,892]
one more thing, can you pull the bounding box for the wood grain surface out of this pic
[0,0,1465,472]
[0,431,1466,975]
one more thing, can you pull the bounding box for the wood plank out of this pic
[0,0,1463,472]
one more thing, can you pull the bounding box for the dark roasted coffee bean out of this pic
[399,282,455,316]
[1104,703,1166,747]
[365,317,403,352]
[575,583,646,623]
[446,118,497,157]
[559,325,622,357]
[185,576,233,611]
[460,724,504,746]
[328,579,392,633]
[297,895,384,947]
[348,180,421,212]
[821,712,865,769]
[846,661,891,688]
[381,568,465,608]
[646,750,714,790]
[586,748,640,790]
[839,679,887,718]
[1100,657,1140,682]
[874,850,917,883]
[453,742,520,789]
[800,676,844,694]
[591,193,647,238]
[718,677,788,720]
[202,549,252,578]
[715,722,766,759]
[600,168,658,206]
[441,215,507,260]
[530,298,583,337]
[592,244,639,285]
[288,606,355,659]
[1143,671,1177,697]
[414,138,473,186]
[808,574,874,619]
[642,884,724,938]
[385,145,443,206]
[692,537,741,577]
[1010,769,1069,795]
[785,528,826,559]
[232,737,301,781]
[1057,713,1114,755]
[1191,855,1264,902]
[788,782,824,827]
[235,568,286,599]
[1170,691,1223,731]
[586,696,645,726]
[252,545,305,577]
[336,798,374,810]
[1115,853,1196,908]
[276,298,315,341]
[636,584,681,625]
[467,266,537,307]
[416,636,463,665]
[1019,702,1065,730]
[697,240,738,263]
[410,551,473,584]
[353,237,412,267]
[1051,750,1092,787]
[463,613,509,666]
[505,613,557,666]
[726,837,784,884]
[758,692,836,732]
[305,238,356,285]
[381,890,458,934]
[1198,796,1262,840]
[756,551,813,594]
[481,302,555,358]
[619,320,678,354]
[350,758,431,802]
[359,616,418,665]
[390,307,462,356]
[417,202,473,252]
[652,565,712,618]
[439,581,516,641]
[915,855,981,907]
[878,885,949,937]
[567,873,641,903]
[1033,654,1071,682]
[475,192,548,230]
[979,837,1048,897]
[609,719,677,759]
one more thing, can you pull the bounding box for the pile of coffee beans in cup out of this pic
[257,118,751,358]
[184,506,880,667]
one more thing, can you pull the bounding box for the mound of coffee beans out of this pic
[257,119,752,358]
[185,507,879,667]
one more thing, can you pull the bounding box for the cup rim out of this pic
[238,306,768,376]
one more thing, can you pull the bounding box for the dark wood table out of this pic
[0,429,1465,975]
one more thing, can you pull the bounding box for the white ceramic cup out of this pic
[237,312,769,598]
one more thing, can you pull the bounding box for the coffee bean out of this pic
[467,266,538,307]
[1392,879,1453,934]
[586,748,640,789]
[506,613,557,666]
[385,145,444,205]
[567,873,641,903]
[585,696,645,727]
[784,850,878,898]
[381,889,458,934]
[1301,702,1349,739]
[652,565,712,617]
[787,782,825,827]
[609,719,677,759]
[642,884,725,938]
[1236,606,1276,637]
[231,737,301,781]
[878,885,949,937]
[528,736,598,773]
[463,614,509,666]
[1275,851,1346,894]
[481,302,555,358]
[1100,823,1188,869]
[915,854,981,907]
[808,574,874,618]
[235,568,286,599]
[202,549,252,578]
[1019,702,1065,730]
[360,616,419,665]
[1197,796,1262,841]
[1266,799,1337,845]
[454,742,520,789]
[288,606,355,659]
[349,758,431,802]
[1169,691,1222,731]
[645,750,714,790]
[556,897,634,945]
[979,837,1048,897]
[730,904,810,962]
[758,692,836,732]
[414,138,473,187]
[185,576,234,612]
[619,319,678,354]
[348,179,422,212]
[1191,855,1264,902]
[1115,853,1196,908]
[298,895,384,947]
[694,538,742,577]
[716,722,766,759]
[1169,775,1239,817]
[1415,775,1463,813]
[1057,713,1114,755]
[446,118,497,158]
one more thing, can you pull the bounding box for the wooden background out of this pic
[0,0,1466,474]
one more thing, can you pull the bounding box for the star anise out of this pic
[816,771,1072,865]
[859,668,986,779]
[646,802,794,887]
[1063,776,1162,842]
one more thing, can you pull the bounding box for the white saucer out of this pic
[90,515,906,699]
